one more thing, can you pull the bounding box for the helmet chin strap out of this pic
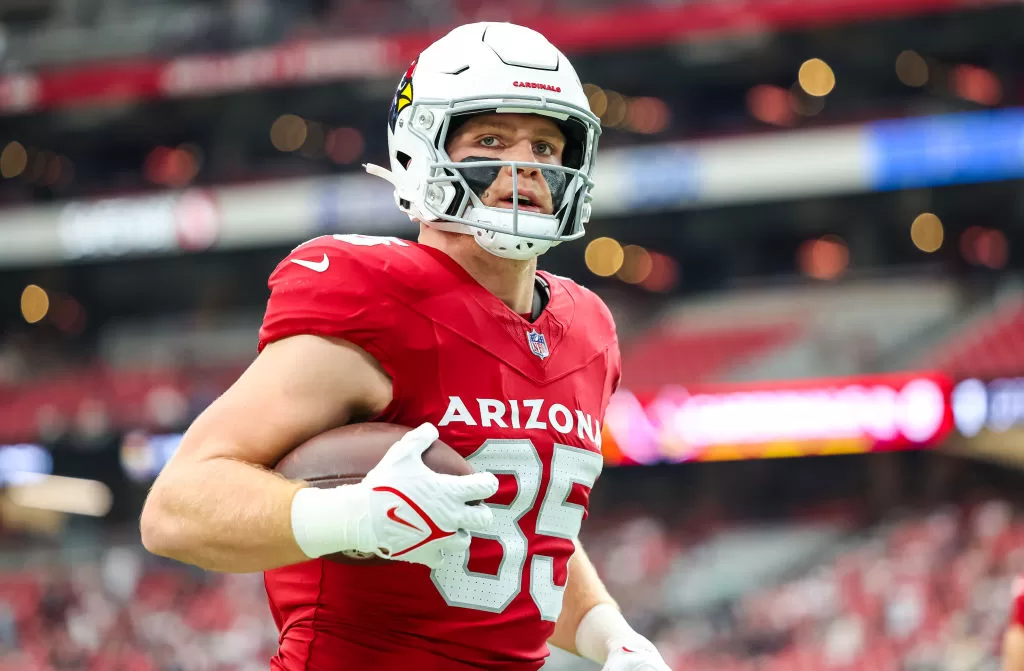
[363,162,396,185]
[366,162,477,235]
[425,218,475,235]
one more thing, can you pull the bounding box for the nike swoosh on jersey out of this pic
[387,505,423,533]
[291,254,330,272]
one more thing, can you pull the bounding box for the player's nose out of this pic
[501,140,542,177]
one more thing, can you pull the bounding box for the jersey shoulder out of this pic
[258,234,432,352]
[280,234,434,288]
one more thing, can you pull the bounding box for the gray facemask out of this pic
[457,156,568,211]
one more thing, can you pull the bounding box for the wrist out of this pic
[290,483,374,559]
[574,603,654,664]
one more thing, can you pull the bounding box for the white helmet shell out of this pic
[365,22,601,261]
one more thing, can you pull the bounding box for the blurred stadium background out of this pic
[5,0,1024,669]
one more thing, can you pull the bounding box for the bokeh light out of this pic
[961,226,1009,268]
[584,84,608,118]
[617,245,654,284]
[326,127,365,164]
[895,50,929,87]
[911,212,944,253]
[640,252,679,292]
[585,237,625,277]
[790,86,826,116]
[602,90,628,127]
[21,284,49,324]
[52,155,75,190]
[25,149,49,183]
[42,154,64,188]
[51,294,86,335]
[961,226,984,264]
[300,121,326,158]
[951,65,1002,105]
[798,59,836,97]
[976,229,1008,269]
[626,98,670,134]
[270,114,308,152]
[1,141,27,178]
[747,85,795,126]
[145,146,199,186]
[799,235,849,280]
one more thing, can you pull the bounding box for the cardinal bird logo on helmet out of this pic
[389,58,418,131]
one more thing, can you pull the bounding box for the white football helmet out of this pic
[365,22,601,260]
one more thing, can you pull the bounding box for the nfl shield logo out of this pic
[526,329,549,359]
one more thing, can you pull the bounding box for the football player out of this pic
[141,22,671,671]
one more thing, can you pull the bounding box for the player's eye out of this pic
[479,136,501,148]
[534,142,554,156]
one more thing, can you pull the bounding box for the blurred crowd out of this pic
[0,545,278,671]
[658,501,1020,670]
[2,497,1022,671]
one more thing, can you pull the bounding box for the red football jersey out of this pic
[258,234,621,670]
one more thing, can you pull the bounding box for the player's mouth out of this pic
[496,192,546,214]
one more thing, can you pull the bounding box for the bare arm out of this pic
[548,541,615,655]
[1005,625,1024,671]
[139,334,391,573]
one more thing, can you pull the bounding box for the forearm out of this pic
[1004,625,1024,671]
[141,451,309,573]
[549,542,616,655]
[551,542,661,666]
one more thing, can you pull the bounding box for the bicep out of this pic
[168,334,392,469]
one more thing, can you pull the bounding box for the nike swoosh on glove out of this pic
[362,423,499,569]
[601,644,673,671]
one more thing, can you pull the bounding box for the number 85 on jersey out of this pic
[431,438,602,622]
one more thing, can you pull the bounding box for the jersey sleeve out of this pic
[258,237,397,373]
[590,287,622,399]
[608,338,622,396]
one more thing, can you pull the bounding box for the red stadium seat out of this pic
[620,322,803,391]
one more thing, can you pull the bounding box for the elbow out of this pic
[139,487,188,561]
[139,494,171,557]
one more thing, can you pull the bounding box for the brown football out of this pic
[274,422,473,564]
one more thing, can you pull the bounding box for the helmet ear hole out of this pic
[396,151,413,170]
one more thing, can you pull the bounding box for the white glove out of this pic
[291,423,499,569]
[576,604,672,671]
[362,423,498,566]
[601,643,673,671]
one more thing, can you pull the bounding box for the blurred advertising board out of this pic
[0,175,410,267]
[948,377,1024,470]
[951,377,1024,437]
[4,109,1024,268]
[601,371,954,465]
[0,443,53,484]
[91,372,960,479]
